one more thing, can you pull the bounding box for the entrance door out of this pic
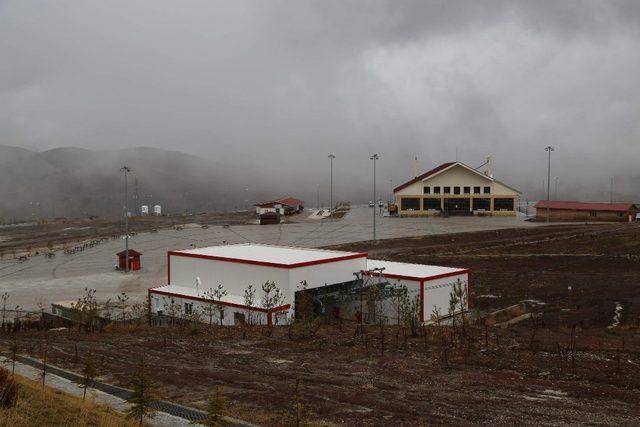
[444,198,471,216]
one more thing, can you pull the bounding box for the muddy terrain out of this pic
[3,223,640,425]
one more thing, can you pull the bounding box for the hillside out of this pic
[0,145,272,221]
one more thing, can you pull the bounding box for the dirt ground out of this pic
[3,223,640,425]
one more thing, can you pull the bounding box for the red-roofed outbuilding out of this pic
[534,200,639,222]
[255,197,304,215]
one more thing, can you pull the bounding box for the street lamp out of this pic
[545,146,554,223]
[120,165,131,272]
[328,154,335,219]
[370,154,379,240]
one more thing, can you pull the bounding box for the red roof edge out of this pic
[393,162,456,193]
[534,200,638,212]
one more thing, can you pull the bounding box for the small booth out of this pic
[117,249,142,271]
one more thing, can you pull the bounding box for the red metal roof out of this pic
[393,162,456,193]
[255,197,304,208]
[116,249,142,257]
[534,200,638,212]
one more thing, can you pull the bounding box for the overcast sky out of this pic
[1,1,639,201]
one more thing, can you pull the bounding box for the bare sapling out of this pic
[117,292,130,323]
[211,284,228,326]
[79,352,97,401]
[243,285,256,326]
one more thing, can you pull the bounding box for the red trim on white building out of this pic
[149,287,290,314]
[167,250,367,271]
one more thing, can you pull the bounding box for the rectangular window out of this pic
[443,186,451,194]
[483,186,491,194]
[463,186,471,194]
[400,197,421,211]
[454,187,461,195]
[423,198,442,210]
[473,198,491,210]
[473,186,481,194]
[423,186,430,195]
[590,211,597,217]
[494,198,514,211]
[433,186,441,194]
[234,312,246,325]
[184,302,193,315]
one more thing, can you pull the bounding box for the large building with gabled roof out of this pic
[393,159,520,217]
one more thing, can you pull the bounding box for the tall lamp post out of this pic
[328,154,335,219]
[545,146,554,223]
[370,154,379,240]
[120,165,131,272]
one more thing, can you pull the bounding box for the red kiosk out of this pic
[117,249,142,271]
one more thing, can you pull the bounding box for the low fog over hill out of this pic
[0,145,275,221]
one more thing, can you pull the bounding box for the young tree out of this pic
[163,297,182,327]
[211,284,228,325]
[201,289,218,328]
[243,285,256,325]
[281,378,309,427]
[126,355,158,425]
[390,283,409,325]
[203,386,229,426]
[117,292,130,323]
[79,353,97,401]
[8,340,18,375]
[261,281,285,311]
[261,281,286,327]
[83,288,100,333]
[1,292,9,328]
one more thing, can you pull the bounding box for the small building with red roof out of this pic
[255,197,304,215]
[534,200,639,222]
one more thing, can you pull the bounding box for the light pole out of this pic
[554,177,559,200]
[328,154,335,219]
[370,154,379,240]
[389,179,393,203]
[545,146,554,223]
[120,165,131,272]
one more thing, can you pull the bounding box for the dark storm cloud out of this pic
[1,0,639,203]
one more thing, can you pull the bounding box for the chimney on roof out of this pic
[486,156,494,178]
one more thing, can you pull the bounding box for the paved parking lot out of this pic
[0,206,539,309]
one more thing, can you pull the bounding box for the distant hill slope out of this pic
[0,145,267,221]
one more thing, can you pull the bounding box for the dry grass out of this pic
[0,374,139,427]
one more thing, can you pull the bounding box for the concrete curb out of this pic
[1,353,258,427]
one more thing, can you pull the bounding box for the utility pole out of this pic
[370,154,379,240]
[389,179,393,203]
[120,165,131,272]
[545,146,554,223]
[328,154,335,219]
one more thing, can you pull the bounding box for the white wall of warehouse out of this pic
[150,293,290,326]
[170,255,290,296]
[423,273,469,321]
[170,254,366,312]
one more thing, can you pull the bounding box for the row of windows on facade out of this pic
[400,197,514,211]
[170,301,247,325]
[424,185,491,195]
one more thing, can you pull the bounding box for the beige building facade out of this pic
[394,161,520,217]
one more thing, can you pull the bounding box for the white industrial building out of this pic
[148,244,469,325]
